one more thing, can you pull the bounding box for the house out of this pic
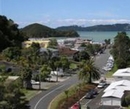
[58,47,78,58]
[40,48,59,59]
[22,38,50,48]
[113,68,130,81]
[74,38,91,48]
[101,80,130,106]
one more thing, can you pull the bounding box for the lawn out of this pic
[105,64,117,78]
[22,89,41,100]
[69,63,77,69]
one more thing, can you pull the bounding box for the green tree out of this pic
[86,44,95,56]
[104,39,111,45]
[20,66,32,89]
[0,76,29,109]
[48,38,58,48]
[39,65,51,89]
[2,47,21,61]
[111,32,130,68]
[0,15,24,51]
[60,56,70,72]
[73,50,90,62]
[78,60,100,83]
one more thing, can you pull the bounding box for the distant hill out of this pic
[21,23,79,38]
[56,24,130,31]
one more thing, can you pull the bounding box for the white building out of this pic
[101,80,130,106]
[113,68,130,81]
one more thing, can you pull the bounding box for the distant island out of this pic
[21,23,79,38]
[56,24,130,31]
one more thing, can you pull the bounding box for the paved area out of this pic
[32,75,70,90]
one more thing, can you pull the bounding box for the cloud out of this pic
[16,18,130,28]
[54,19,130,27]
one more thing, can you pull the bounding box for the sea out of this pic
[77,31,130,43]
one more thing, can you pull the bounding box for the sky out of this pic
[1,0,130,28]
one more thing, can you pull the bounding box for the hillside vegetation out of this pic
[56,24,130,31]
[21,23,79,38]
[0,15,25,51]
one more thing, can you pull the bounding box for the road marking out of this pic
[34,84,66,109]
[85,99,92,105]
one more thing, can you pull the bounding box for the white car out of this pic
[31,80,40,85]
[97,82,106,88]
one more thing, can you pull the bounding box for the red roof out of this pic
[58,47,78,56]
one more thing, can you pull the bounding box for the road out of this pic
[29,49,110,109]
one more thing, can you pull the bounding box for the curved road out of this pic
[29,49,110,109]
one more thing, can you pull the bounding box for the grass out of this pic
[48,83,96,109]
[22,89,40,100]
[48,84,78,109]
[105,64,118,78]
[126,106,130,109]
[69,63,77,69]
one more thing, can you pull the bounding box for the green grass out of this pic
[22,89,40,100]
[105,64,118,78]
[69,63,77,69]
[126,106,130,109]
[48,84,79,109]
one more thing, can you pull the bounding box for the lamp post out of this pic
[39,73,41,90]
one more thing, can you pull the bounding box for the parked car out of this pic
[70,102,81,109]
[91,88,98,95]
[85,90,93,99]
[97,82,106,88]
[31,80,40,85]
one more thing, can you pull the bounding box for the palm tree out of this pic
[78,59,100,83]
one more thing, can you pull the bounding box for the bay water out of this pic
[77,31,130,42]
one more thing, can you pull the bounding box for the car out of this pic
[31,80,40,85]
[97,82,106,88]
[85,90,93,99]
[70,102,81,109]
[91,88,98,95]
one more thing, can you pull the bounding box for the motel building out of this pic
[22,38,50,48]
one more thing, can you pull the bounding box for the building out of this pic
[101,80,130,106]
[22,38,50,48]
[113,68,130,81]
[58,47,78,58]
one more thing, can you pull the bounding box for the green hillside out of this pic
[21,23,79,38]
[56,24,130,31]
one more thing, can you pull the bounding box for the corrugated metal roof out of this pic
[102,80,130,98]
[113,68,130,77]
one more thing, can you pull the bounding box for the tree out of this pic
[111,32,130,68]
[2,47,21,61]
[20,66,32,89]
[104,39,111,45]
[78,60,100,83]
[0,76,29,109]
[60,56,70,72]
[73,50,90,62]
[0,15,24,51]
[86,44,95,56]
[39,64,51,89]
[47,38,58,48]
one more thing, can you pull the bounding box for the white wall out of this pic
[102,98,121,106]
